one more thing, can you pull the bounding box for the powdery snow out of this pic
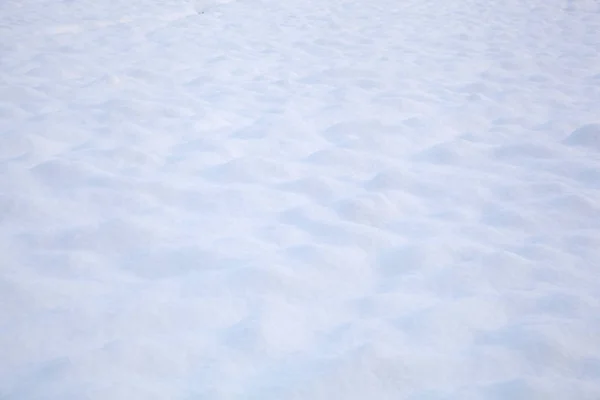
[1,0,600,398]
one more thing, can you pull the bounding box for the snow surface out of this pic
[2,0,600,398]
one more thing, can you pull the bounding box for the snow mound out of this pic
[563,123,600,151]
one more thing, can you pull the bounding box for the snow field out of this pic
[1,0,600,398]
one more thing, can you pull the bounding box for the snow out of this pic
[1,0,600,398]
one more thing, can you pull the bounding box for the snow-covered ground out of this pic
[1,0,600,398]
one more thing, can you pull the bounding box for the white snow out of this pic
[1,0,600,398]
